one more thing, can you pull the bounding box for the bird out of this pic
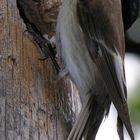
[56,0,135,140]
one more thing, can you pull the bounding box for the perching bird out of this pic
[56,0,135,140]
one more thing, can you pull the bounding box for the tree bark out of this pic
[0,0,80,140]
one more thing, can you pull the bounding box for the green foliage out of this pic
[129,81,140,124]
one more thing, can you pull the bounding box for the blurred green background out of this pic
[126,12,140,140]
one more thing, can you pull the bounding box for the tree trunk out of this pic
[0,0,80,140]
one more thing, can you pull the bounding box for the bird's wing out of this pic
[77,0,134,139]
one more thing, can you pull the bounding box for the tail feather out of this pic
[67,93,110,140]
[84,98,111,140]
[118,103,135,140]
[83,106,104,140]
[117,115,124,140]
[74,101,92,140]
[67,94,94,140]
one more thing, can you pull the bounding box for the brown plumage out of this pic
[56,0,134,140]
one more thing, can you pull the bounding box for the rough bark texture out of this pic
[0,0,80,140]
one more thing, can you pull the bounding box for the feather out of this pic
[77,1,134,139]
[117,115,124,140]
[67,92,111,140]
[56,0,134,140]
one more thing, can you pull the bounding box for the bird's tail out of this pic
[67,93,110,140]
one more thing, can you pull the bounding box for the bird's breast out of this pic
[56,1,102,98]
